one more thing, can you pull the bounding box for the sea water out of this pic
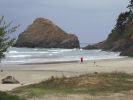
[1,47,124,64]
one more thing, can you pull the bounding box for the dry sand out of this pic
[0,57,133,91]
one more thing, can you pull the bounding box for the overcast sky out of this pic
[0,0,129,43]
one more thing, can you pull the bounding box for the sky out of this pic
[0,0,129,44]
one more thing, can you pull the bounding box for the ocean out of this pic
[1,47,124,64]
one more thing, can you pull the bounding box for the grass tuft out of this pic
[0,91,25,100]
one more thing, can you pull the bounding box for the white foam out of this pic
[52,52,59,54]
[34,48,38,51]
[49,54,53,56]
[9,51,18,53]
[9,51,48,54]
[60,49,74,52]
[2,47,125,64]
[7,55,32,58]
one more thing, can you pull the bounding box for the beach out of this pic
[0,57,133,91]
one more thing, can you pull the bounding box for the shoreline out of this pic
[19,56,128,65]
[1,56,126,66]
[2,47,124,65]
[0,57,133,91]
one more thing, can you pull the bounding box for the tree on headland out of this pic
[131,0,133,4]
[0,16,18,61]
[128,0,133,11]
[107,0,133,41]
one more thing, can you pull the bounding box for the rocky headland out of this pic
[14,18,80,49]
[84,4,133,57]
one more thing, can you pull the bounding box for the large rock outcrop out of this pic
[14,18,80,48]
[84,11,133,57]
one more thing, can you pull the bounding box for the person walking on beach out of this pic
[80,57,84,63]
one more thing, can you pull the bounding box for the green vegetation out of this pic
[128,0,133,10]
[0,16,19,99]
[107,0,133,42]
[108,11,133,41]
[0,91,25,100]
[0,16,18,60]
[11,72,133,99]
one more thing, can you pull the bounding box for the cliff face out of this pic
[84,11,133,56]
[15,18,80,49]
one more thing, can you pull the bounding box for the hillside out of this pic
[84,1,133,56]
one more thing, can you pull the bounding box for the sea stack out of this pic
[14,18,80,48]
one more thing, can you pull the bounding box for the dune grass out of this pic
[0,91,25,100]
[10,72,133,99]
